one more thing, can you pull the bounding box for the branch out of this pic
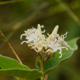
[0,31,23,64]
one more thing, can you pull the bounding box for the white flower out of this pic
[20,24,47,53]
[46,25,73,58]
[20,24,73,58]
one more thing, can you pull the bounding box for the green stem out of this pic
[38,55,44,80]
[44,74,48,80]
[41,60,44,80]
[19,78,25,80]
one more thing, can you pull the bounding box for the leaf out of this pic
[0,56,42,80]
[36,37,79,74]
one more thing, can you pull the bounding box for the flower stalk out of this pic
[41,61,44,80]
[38,54,44,80]
[38,54,49,80]
[44,74,48,80]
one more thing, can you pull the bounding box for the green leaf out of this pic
[0,56,42,80]
[36,37,79,74]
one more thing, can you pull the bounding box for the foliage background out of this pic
[0,0,80,80]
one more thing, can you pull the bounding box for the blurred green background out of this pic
[0,0,80,80]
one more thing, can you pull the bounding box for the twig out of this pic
[0,31,23,64]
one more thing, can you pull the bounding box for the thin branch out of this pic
[0,31,23,64]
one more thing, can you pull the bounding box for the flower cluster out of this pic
[20,24,73,58]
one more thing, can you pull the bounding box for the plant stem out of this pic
[0,31,23,64]
[20,78,22,80]
[38,55,44,80]
[41,60,44,80]
[44,74,48,80]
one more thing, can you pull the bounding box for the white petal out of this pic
[20,34,27,40]
[21,41,28,45]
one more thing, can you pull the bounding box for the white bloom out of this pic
[20,24,47,53]
[46,25,73,58]
[20,24,73,58]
